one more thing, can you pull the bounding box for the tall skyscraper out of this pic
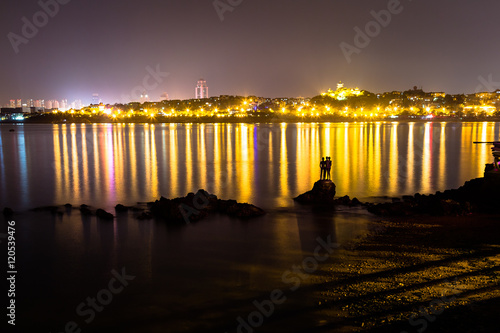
[60,99,68,111]
[16,99,22,107]
[9,100,15,108]
[195,79,208,99]
[72,100,82,110]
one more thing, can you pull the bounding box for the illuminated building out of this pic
[321,81,363,100]
[195,79,208,99]
[60,99,68,111]
[71,100,82,110]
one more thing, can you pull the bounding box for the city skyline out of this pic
[1,1,500,103]
[5,78,500,110]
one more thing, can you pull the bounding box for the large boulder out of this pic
[294,180,336,204]
[149,189,265,224]
[3,207,13,217]
[225,202,266,218]
[96,209,114,220]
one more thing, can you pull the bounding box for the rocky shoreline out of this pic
[4,189,266,224]
[294,176,500,218]
[5,175,499,222]
[367,176,500,217]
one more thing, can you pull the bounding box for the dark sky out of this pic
[1,0,500,105]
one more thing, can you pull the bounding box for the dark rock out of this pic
[3,207,14,217]
[115,204,128,212]
[294,180,336,204]
[64,203,72,208]
[137,211,153,220]
[80,204,92,216]
[226,203,266,218]
[350,197,362,206]
[32,206,59,214]
[402,195,415,203]
[334,195,351,206]
[149,190,264,224]
[96,209,114,220]
[367,202,414,217]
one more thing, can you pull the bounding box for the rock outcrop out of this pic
[367,177,500,217]
[294,180,336,204]
[3,207,13,217]
[96,209,114,220]
[148,189,265,224]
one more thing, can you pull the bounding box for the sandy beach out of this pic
[299,213,500,333]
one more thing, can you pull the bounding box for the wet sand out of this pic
[301,213,500,333]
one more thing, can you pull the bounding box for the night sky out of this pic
[1,0,500,104]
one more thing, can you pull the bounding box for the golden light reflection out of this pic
[373,123,381,191]
[438,123,447,190]
[81,124,89,195]
[104,124,115,202]
[421,123,431,194]
[185,124,193,192]
[237,124,251,203]
[310,124,319,184]
[279,123,289,205]
[129,124,138,199]
[113,124,123,199]
[92,124,101,194]
[407,123,415,191]
[388,123,398,193]
[62,125,70,199]
[149,125,159,198]
[296,123,306,186]
[198,124,207,187]
[53,125,62,202]
[70,125,81,201]
[169,124,179,195]
[39,122,500,211]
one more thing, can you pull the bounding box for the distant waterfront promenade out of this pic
[2,113,500,124]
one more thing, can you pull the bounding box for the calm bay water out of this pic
[1,122,499,211]
[1,122,499,332]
